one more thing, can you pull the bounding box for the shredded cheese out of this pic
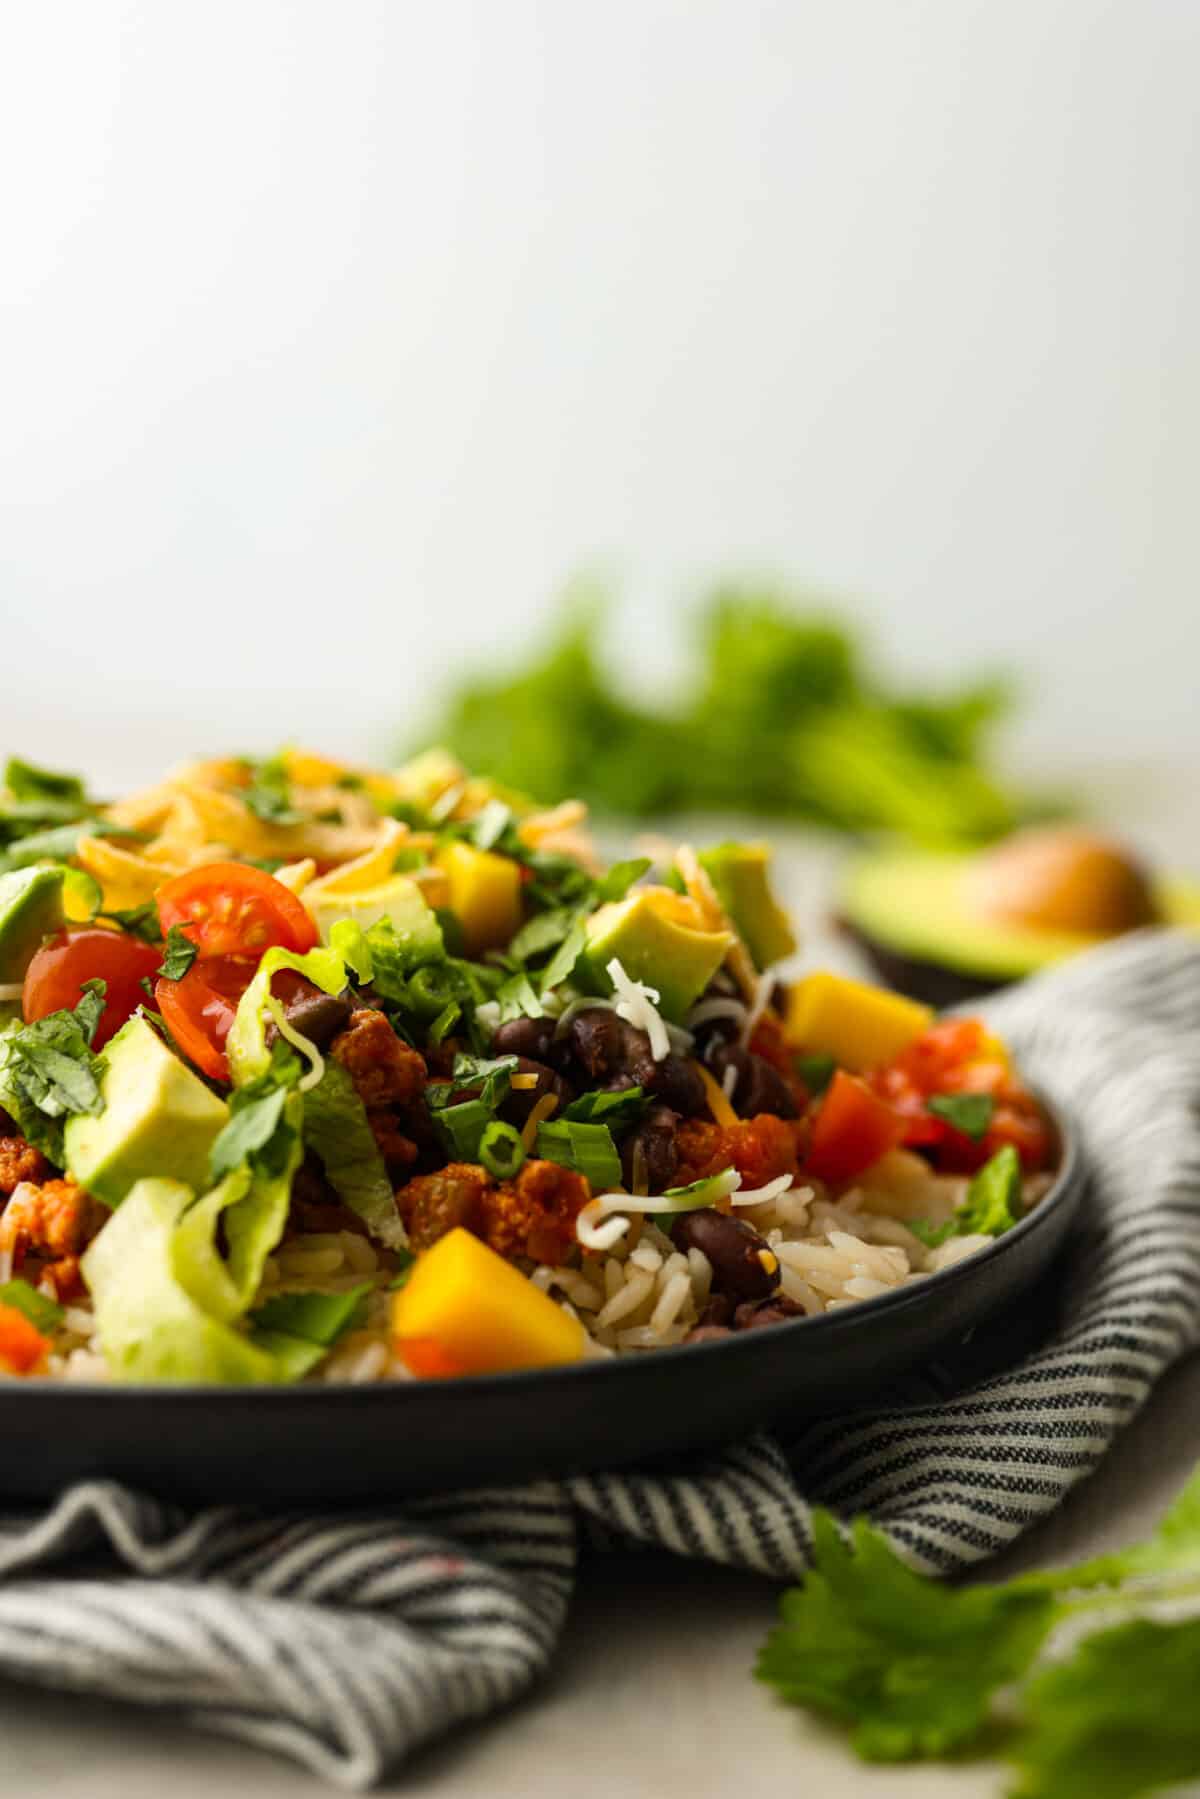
[509,1072,539,1091]
[607,957,670,1061]
[520,1091,559,1151]
[0,982,24,1002]
[692,1059,740,1130]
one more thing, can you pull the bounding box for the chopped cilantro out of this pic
[562,1086,645,1127]
[157,924,199,982]
[0,980,107,1161]
[927,1091,995,1140]
[794,1052,836,1096]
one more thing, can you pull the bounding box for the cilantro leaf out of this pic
[208,1043,301,1183]
[927,1092,995,1140]
[508,907,577,965]
[251,1284,371,1346]
[157,924,199,982]
[906,1217,957,1249]
[956,1144,1022,1236]
[538,915,588,995]
[562,1086,645,1127]
[241,755,300,824]
[594,857,652,904]
[0,981,107,1160]
[1011,1617,1200,1799]
[493,971,544,1023]
[794,1052,836,1096]
[755,1511,1058,1761]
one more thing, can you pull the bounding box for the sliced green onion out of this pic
[535,1118,622,1189]
[434,1097,492,1161]
[479,1120,526,1179]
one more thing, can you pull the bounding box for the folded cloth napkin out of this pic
[2,931,1199,1787]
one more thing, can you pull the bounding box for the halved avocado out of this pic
[841,828,1200,1006]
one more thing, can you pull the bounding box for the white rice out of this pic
[38,1149,1048,1383]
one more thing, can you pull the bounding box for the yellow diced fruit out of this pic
[393,1229,586,1375]
[434,841,523,955]
[785,971,933,1072]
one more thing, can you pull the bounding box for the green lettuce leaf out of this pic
[82,1179,279,1384]
[301,1060,405,1248]
[226,943,348,1085]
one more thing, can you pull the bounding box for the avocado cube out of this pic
[698,843,796,970]
[64,1015,230,1208]
[0,866,65,982]
[579,886,733,1021]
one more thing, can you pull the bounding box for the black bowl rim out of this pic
[11,1088,1079,1407]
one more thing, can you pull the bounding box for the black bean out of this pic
[619,1105,679,1192]
[567,1008,627,1079]
[705,1042,798,1119]
[267,973,355,1051]
[683,1324,733,1344]
[732,1294,807,1331]
[672,1208,781,1302]
[646,1054,706,1118]
[490,1015,557,1063]
[497,1057,573,1128]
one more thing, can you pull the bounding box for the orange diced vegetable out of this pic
[392,1227,586,1376]
[0,1302,50,1375]
[806,1070,906,1186]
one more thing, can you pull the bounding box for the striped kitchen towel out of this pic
[1,929,1198,1787]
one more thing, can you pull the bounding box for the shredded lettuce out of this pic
[301,1060,406,1249]
[226,943,347,1086]
[82,1179,279,1383]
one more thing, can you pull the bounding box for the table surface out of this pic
[4,811,1199,1798]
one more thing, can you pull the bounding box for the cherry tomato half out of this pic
[22,927,163,1050]
[156,862,318,962]
[155,956,256,1083]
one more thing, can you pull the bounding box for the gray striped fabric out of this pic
[2,930,1198,1787]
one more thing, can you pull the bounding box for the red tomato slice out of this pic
[156,862,318,961]
[155,956,256,1082]
[22,927,163,1050]
[806,1069,907,1185]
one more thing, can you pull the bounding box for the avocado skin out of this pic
[839,916,1007,1009]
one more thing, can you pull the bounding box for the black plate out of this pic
[0,1099,1083,1506]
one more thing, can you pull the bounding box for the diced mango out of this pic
[784,971,933,1072]
[392,1228,586,1375]
[434,841,523,955]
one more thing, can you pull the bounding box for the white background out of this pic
[1,0,1197,799]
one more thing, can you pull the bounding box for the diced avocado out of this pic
[698,842,796,970]
[0,866,65,982]
[82,1178,277,1383]
[64,1015,229,1208]
[578,885,733,1021]
[841,832,1200,1006]
[784,970,932,1071]
[434,841,523,955]
[307,872,444,962]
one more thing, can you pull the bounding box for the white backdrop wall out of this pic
[1,0,1197,792]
